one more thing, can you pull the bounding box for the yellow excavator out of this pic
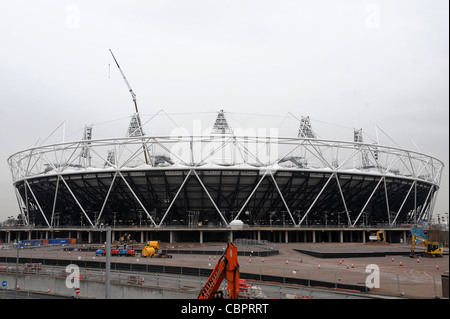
[369,229,386,242]
[141,241,172,258]
[410,227,443,258]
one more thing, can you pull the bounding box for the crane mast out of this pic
[109,49,149,165]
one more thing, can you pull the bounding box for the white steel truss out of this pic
[8,129,444,228]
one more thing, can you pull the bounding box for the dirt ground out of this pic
[1,241,448,298]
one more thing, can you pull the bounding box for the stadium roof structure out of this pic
[7,110,444,229]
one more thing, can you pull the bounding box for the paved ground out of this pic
[0,289,72,299]
[1,241,448,298]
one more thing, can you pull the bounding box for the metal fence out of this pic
[0,257,445,299]
[0,262,369,299]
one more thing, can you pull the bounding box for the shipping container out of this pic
[48,238,70,245]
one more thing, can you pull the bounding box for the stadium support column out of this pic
[285,230,289,243]
[340,230,343,243]
[312,231,316,243]
[200,231,203,244]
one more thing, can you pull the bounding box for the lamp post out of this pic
[105,226,111,299]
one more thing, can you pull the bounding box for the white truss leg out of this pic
[158,170,193,226]
[352,177,384,226]
[334,174,352,225]
[24,180,51,227]
[427,188,439,222]
[95,172,118,227]
[298,173,334,225]
[50,176,60,227]
[269,172,297,225]
[192,170,228,226]
[13,186,29,226]
[417,185,434,222]
[383,177,391,225]
[59,175,94,227]
[392,181,416,225]
[118,171,157,226]
[233,170,269,221]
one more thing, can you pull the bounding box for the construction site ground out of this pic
[159,242,448,298]
[1,241,448,298]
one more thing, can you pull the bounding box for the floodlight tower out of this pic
[79,125,93,167]
[211,109,232,134]
[298,116,316,139]
[297,116,317,167]
[354,128,370,167]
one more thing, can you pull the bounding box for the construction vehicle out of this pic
[410,227,443,258]
[369,229,386,242]
[198,242,240,299]
[141,241,172,258]
[119,233,131,245]
[95,244,136,257]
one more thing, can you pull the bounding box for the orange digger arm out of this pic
[198,242,240,299]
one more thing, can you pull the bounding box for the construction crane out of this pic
[198,242,240,299]
[410,227,443,258]
[109,49,150,165]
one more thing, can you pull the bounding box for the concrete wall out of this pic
[0,273,197,299]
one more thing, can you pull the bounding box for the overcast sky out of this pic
[0,0,448,223]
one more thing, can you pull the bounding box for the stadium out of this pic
[7,109,444,241]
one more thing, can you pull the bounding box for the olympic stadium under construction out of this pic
[2,52,445,244]
[3,107,444,244]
